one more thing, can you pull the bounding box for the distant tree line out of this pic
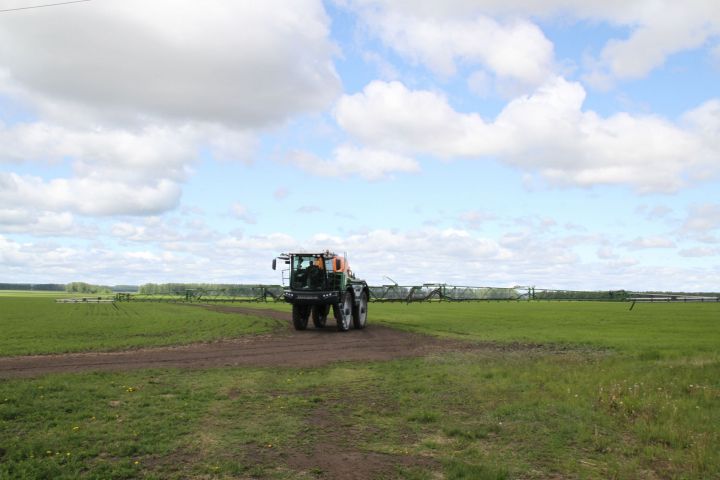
[0,283,65,291]
[0,283,138,293]
[138,283,277,296]
[65,282,113,294]
[532,290,630,301]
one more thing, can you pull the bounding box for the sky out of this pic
[0,0,719,291]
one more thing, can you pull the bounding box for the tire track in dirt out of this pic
[0,305,472,378]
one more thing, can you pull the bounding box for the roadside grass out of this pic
[0,296,280,356]
[1,350,718,479]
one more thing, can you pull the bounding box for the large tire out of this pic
[312,304,330,328]
[292,304,310,330]
[334,293,353,332]
[352,291,368,329]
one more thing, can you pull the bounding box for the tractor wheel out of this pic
[312,304,329,328]
[352,291,368,329]
[334,293,353,332]
[292,304,310,330]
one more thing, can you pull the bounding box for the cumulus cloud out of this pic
[583,2,720,87]
[287,145,420,180]
[681,203,720,233]
[0,172,182,216]
[335,78,719,192]
[0,0,338,220]
[357,9,554,89]
[459,210,496,229]
[0,209,95,237]
[0,0,339,128]
[230,204,257,225]
[623,236,676,249]
[345,0,720,86]
[678,246,720,257]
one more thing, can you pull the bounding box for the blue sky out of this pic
[1,0,719,290]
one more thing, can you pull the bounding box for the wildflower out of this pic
[72,426,80,431]
[134,460,140,465]
[66,452,71,456]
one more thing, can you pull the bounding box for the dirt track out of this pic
[0,305,472,378]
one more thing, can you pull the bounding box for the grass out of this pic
[1,298,719,478]
[369,301,720,357]
[0,295,279,356]
[2,352,718,479]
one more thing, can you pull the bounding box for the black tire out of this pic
[312,304,329,328]
[335,292,353,332]
[352,291,368,329]
[292,304,310,330]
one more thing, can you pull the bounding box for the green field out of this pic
[240,300,720,356]
[0,295,279,356]
[1,295,718,479]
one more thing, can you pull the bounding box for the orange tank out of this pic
[332,256,347,273]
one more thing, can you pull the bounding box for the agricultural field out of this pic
[0,295,279,356]
[0,294,718,479]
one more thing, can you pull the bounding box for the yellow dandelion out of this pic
[134,460,140,465]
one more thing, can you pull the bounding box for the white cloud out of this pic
[230,204,257,225]
[623,236,676,249]
[459,210,495,229]
[296,206,324,214]
[596,246,618,260]
[287,145,420,180]
[0,209,95,237]
[681,203,720,233]
[0,1,338,221]
[273,187,290,200]
[1,224,718,290]
[360,10,554,88]
[584,2,720,86]
[0,172,182,216]
[345,0,720,86]
[336,80,499,157]
[335,78,719,192]
[0,0,339,128]
[678,246,720,257]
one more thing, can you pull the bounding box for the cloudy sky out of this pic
[1,0,719,290]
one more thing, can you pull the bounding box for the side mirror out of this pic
[272,259,277,270]
[335,258,341,271]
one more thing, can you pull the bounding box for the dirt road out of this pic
[0,305,470,378]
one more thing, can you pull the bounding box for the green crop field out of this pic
[1,296,718,479]
[374,301,720,357]
[0,295,279,356]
